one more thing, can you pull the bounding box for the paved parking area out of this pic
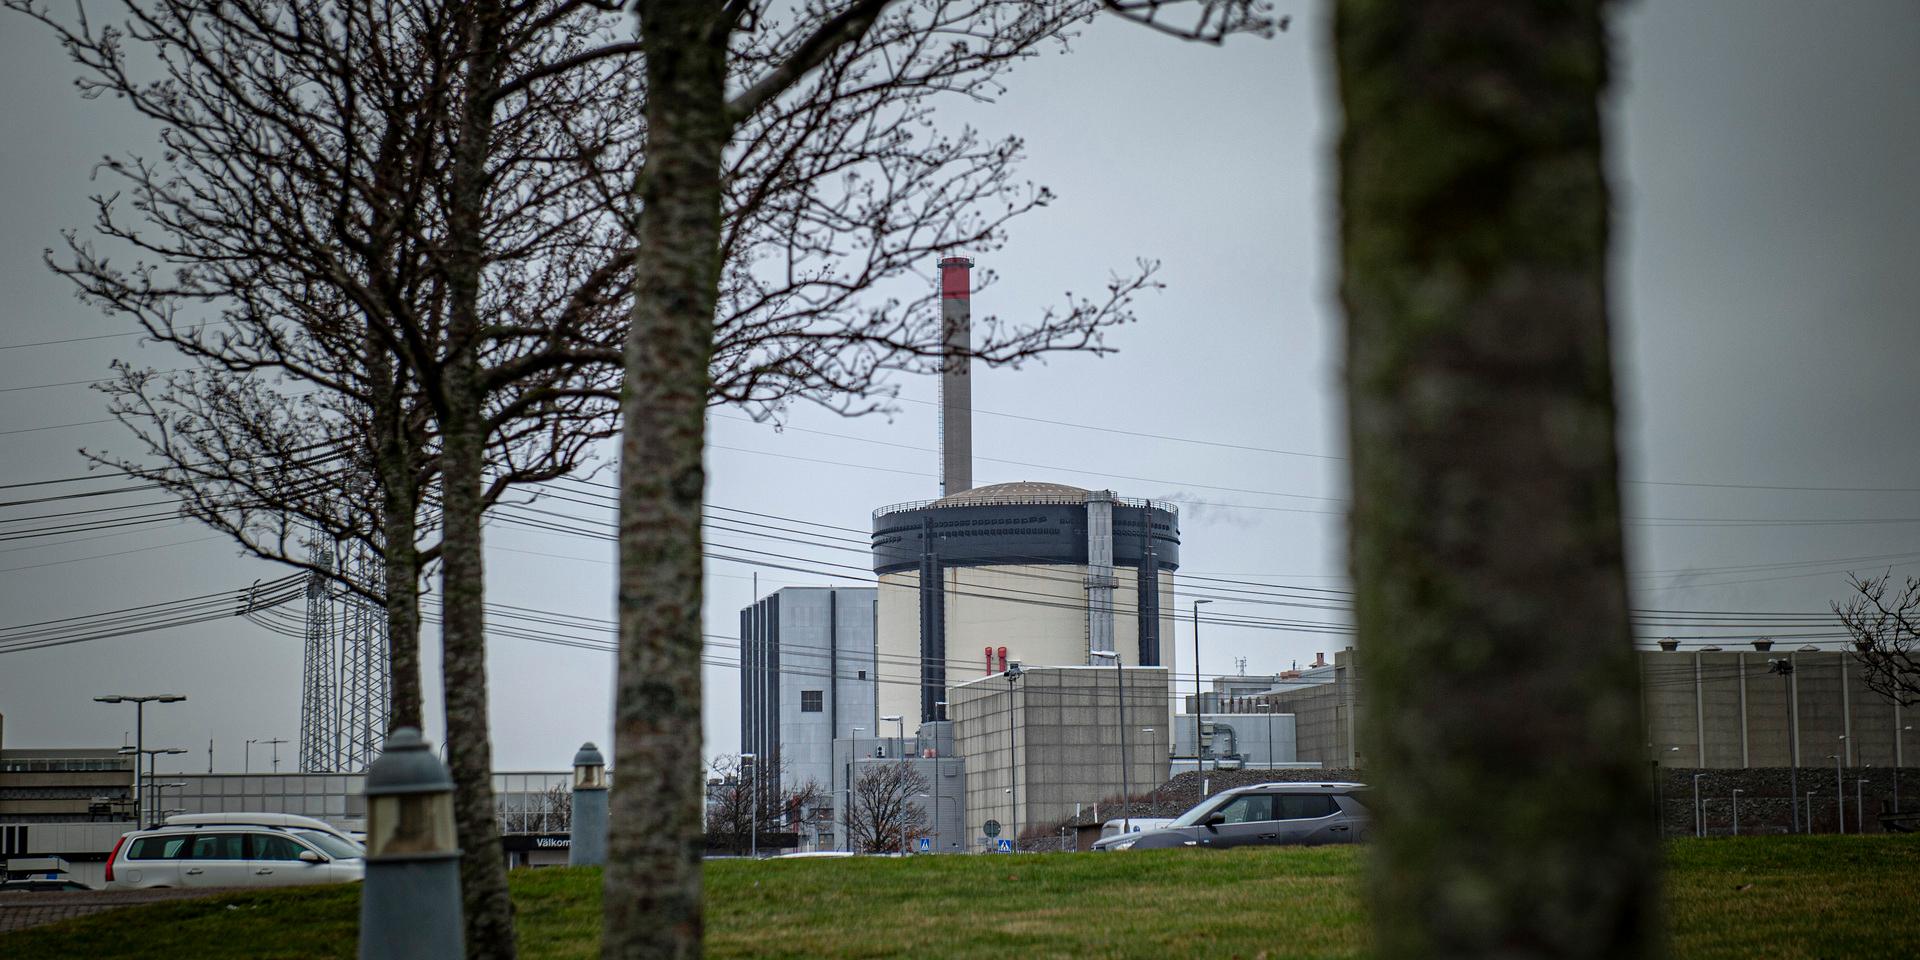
[0,886,236,932]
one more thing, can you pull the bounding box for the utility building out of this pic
[738,587,879,805]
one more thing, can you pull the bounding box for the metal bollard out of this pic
[569,742,608,867]
[360,727,464,960]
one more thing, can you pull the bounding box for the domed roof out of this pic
[932,480,1092,506]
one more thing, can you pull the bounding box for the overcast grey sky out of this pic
[2,1,1916,773]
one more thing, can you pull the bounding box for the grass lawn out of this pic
[5,835,1916,958]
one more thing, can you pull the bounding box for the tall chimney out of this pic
[938,256,973,496]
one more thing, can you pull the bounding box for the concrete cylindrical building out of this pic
[870,481,1181,725]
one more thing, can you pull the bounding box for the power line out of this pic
[0,330,144,351]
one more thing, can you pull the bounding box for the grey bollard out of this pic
[569,742,608,867]
[360,727,464,960]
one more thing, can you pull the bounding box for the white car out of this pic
[105,823,364,890]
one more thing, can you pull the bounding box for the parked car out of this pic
[105,822,364,890]
[1098,817,1177,841]
[1092,782,1369,851]
[163,812,363,850]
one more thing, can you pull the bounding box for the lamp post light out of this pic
[244,738,259,774]
[1004,661,1024,851]
[741,752,758,859]
[881,714,905,757]
[360,727,463,960]
[1191,600,1212,773]
[1692,773,1708,838]
[1731,788,1743,836]
[93,694,185,829]
[1090,649,1131,835]
[569,742,607,867]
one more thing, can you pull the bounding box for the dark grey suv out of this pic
[1093,782,1369,851]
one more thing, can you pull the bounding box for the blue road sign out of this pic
[997,838,1014,853]
[917,837,932,853]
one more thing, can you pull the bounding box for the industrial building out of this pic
[738,586,878,846]
[949,665,1170,848]
[871,483,1182,729]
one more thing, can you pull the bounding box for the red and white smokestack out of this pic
[938,256,973,496]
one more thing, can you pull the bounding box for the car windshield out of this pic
[1168,793,1235,828]
[295,830,365,860]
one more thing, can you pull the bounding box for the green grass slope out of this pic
[3,835,1913,959]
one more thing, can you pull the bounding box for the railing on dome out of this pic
[872,494,1177,521]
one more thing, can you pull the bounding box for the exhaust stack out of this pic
[938,256,973,496]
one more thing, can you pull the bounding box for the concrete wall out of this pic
[876,566,1177,735]
[949,666,1170,850]
[1640,649,1911,770]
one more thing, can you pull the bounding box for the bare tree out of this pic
[11,4,645,956]
[703,755,829,853]
[1834,573,1920,706]
[846,761,930,854]
[606,4,1159,956]
[1334,2,1660,958]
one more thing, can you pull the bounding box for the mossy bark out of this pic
[1334,2,1661,957]
[602,3,728,958]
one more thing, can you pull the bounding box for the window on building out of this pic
[800,690,823,713]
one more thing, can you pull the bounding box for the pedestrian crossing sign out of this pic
[997,838,1013,853]
[917,837,932,853]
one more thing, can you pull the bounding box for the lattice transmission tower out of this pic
[298,538,391,772]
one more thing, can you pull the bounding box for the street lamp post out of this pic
[1854,771,1869,830]
[1898,726,1912,814]
[846,727,864,852]
[119,746,188,829]
[93,694,186,829]
[1005,661,1024,851]
[1768,658,1800,832]
[1832,735,1848,834]
[1693,773,1707,838]
[1091,650,1131,835]
[1648,744,1678,837]
[1191,600,1212,773]
[1257,703,1274,770]
[881,714,905,757]
[1142,728,1157,814]
[1731,788,1743,836]
[741,752,758,859]
[915,791,939,854]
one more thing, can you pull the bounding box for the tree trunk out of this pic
[1335,2,1661,958]
[368,343,424,733]
[440,3,517,957]
[604,4,729,958]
